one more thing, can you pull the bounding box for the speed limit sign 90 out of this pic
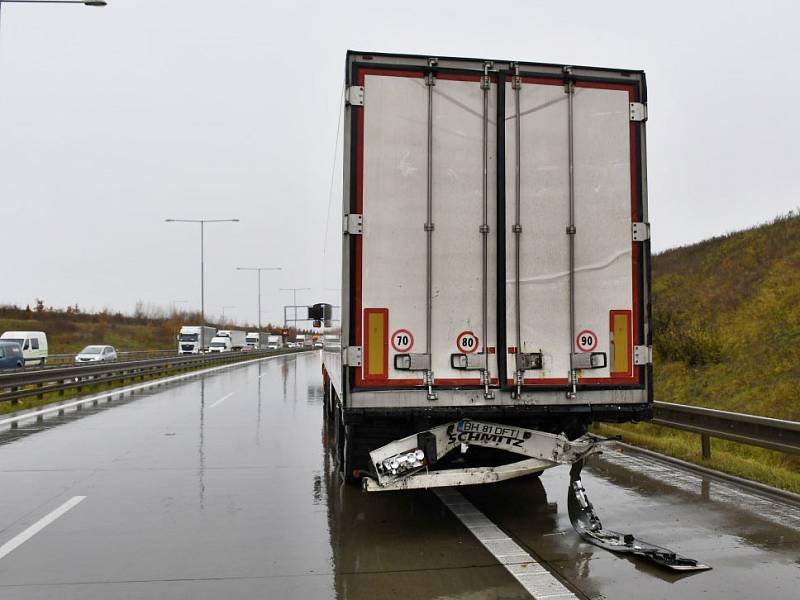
[576,329,598,352]
[457,331,479,354]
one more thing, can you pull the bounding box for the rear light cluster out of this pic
[376,449,426,477]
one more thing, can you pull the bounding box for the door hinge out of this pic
[346,86,364,106]
[632,221,651,241]
[343,346,362,367]
[343,214,363,235]
[633,345,652,366]
[630,102,647,122]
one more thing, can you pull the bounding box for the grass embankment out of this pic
[0,308,179,354]
[0,304,304,355]
[602,211,800,493]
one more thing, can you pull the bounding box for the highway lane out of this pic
[0,352,798,599]
[0,353,529,599]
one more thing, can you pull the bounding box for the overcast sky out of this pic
[0,0,797,327]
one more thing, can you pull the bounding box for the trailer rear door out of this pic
[348,59,647,398]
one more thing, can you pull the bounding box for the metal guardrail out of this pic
[0,349,301,406]
[652,401,800,458]
[4,359,796,461]
[24,349,177,369]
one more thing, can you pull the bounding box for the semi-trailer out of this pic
[245,332,268,350]
[216,330,246,350]
[266,335,283,350]
[316,51,706,571]
[177,325,216,355]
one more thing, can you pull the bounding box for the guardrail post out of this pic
[36,382,44,400]
[701,434,711,460]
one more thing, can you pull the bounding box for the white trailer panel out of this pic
[325,52,651,416]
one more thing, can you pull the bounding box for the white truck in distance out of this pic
[294,334,308,348]
[208,336,232,352]
[177,326,215,355]
[216,330,246,350]
[266,335,283,350]
[245,332,268,350]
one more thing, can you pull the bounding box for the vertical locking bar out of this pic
[480,61,494,400]
[424,58,438,401]
[565,66,578,400]
[511,63,524,399]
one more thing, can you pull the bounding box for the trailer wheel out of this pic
[334,407,358,484]
[324,380,336,423]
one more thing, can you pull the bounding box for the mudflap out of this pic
[568,460,711,572]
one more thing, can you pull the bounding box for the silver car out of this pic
[75,345,118,363]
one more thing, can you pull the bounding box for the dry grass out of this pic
[604,211,800,493]
[595,422,800,494]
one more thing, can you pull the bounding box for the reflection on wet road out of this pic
[0,352,797,599]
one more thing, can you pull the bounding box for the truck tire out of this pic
[334,407,358,484]
[322,378,331,421]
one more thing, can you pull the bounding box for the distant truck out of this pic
[216,330,246,350]
[245,332,268,350]
[208,336,232,353]
[177,326,215,355]
[0,331,48,365]
[266,335,283,351]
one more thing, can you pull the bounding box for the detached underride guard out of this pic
[362,419,710,572]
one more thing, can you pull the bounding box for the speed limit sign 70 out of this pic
[391,329,414,352]
[576,329,598,352]
[457,331,479,354]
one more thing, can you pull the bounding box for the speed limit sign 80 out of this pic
[457,331,479,354]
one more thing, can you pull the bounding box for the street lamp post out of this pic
[237,267,281,330]
[165,218,239,331]
[0,0,107,32]
[0,1,107,6]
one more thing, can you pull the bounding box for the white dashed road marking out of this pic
[435,488,578,599]
[0,496,87,561]
[209,392,234,409]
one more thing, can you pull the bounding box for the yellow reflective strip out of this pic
[366,311,385,376]
[612,313,630,374]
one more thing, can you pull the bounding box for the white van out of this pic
[0,331,48,365]
[208,336,232,353]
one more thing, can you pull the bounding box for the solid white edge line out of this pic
[0,496,87,561]
[0,352,308,429]
[208,392,234,409]
[435,488,578,600]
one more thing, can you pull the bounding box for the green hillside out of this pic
[601,210,800,492]
[652,211,800,419]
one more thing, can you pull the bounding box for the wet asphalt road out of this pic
[0,352,797,599]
